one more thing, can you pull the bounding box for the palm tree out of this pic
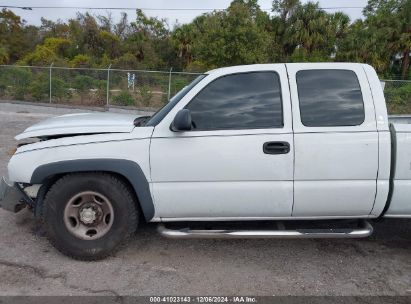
[283,2,350,61]
[172,24,195,66]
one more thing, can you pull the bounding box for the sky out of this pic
[1,0,369,26]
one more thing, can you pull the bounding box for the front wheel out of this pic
[44,173,138,260]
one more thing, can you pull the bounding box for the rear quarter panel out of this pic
[386,123,411,217]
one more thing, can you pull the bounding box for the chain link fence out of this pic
[0,65,410,114]
[0,65,202,110]
[382,79,411,114]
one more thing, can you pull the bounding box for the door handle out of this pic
[263,141,290,154]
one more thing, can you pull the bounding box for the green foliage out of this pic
[0,83,6,97]
[112,91,135,106]
[29,73,49,101]
[0,47,9,64]
[172,78,188,95]
[0,9,41,63]
[337,0,411,78]
[0,0,410,83]
[43,38,71,55]
[29,73,69,102]
[179,1,270,68]
[73,75,95,102]
[113,52,139,69]
[93,79,108,104]
[184,61,208,73]
[70,54,92,68]
[21,44,57,66]
[385,82,411,113]
[139,85,153,106]
[388,85,411,105]
[11,68,32,100]
[99,30,120,58]
[29,73,70,102]
[73,75,95,91]
[285,3,349,60]
[171,24,195,67]
[52,78,70,101]
[0,67,32,100]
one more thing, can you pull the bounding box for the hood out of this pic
[15,112,138,140]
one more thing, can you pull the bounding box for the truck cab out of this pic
[145,63,391,220]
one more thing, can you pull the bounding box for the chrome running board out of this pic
[157,221,373,239]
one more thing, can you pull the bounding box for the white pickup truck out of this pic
[1,63,410,260]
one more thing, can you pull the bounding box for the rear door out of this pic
[287,63,378,217]
[150,65,294,220]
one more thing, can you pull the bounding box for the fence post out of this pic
[168,67,173,100]
[106,64,112,108]
[49,62,54,103]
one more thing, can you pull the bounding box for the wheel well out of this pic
[104,172,145,223]
[35,171,145,223]
[30,159,155,221]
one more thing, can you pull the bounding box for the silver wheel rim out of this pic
[63,191,114,240]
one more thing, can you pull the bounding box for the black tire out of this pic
[43,172,138,260]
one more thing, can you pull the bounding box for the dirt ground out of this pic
[0,102,410,296]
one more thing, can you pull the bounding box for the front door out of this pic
[150,65,294,220]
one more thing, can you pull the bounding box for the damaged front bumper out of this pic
[0,176,27,212]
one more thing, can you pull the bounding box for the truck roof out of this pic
[206,62,367,76]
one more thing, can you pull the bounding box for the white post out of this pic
[106,64,112,108]
[49,62,54,103]
[168,67,173,100]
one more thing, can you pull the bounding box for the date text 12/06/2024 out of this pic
[149,296,257,303]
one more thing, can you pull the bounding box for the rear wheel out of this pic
[44,173,138,260]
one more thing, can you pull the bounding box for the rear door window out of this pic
[296,70,365,127]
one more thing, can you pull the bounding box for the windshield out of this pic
[145,74,206,126]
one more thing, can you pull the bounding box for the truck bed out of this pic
[385,116,411,217]
[388,115,411,124]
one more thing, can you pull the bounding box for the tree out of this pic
[179,0,270,68]
[172,24,195,67]
[276,2,350,61]
[363,0,411,79]
[336,19,383,69]
[0,9,36,63]
[123,9,172,68]
[97,13,113,32]
[99,31,120,58]
[272,0,299,20]
[114,13,130,39]
[0,0,409,80]
[40,18,70,39]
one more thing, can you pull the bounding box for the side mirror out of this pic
[171,109,192,132]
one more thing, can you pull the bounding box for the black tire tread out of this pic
[43,172,138,261]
